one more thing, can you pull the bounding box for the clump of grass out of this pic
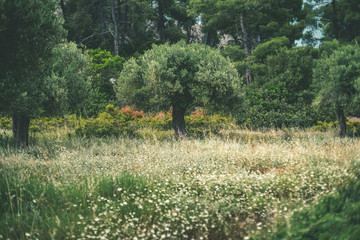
[0,129,359,239]
[0,173,156,239]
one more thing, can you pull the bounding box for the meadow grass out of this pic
[0,128,359,239]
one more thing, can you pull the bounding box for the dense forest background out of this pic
[1,0,360,146]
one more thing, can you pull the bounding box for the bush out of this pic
[75,105,237,138]
[237,83,318,129]
[135,116,172,131]
[75,105,134,137]
[0,117,11,130]
[1,105,239,138]
[119,106,146,119]
[312,120,360,136]
[186,114,236,137]
[263,168,360,240]
[0,115,82,133]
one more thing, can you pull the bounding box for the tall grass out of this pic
[0,129,359,239]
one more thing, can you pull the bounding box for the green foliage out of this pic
[306,0,360,44]
[221,45,248,76]
[75,105,238,138]
[251,37,290,63]
[231,38,322,129]
[0,117,11,130]
[0,115,81,133]
[116,41,240,113]
[75,105,134,137]
[87,48,125,116]
[0,172,154,239]
[135,115,173,132]
[251,39,316,102]
[312,120,360,136]
[311,120,338,132]
[190,0,306,46]
[313,42,360,110]
[238,83,318,129]
[0,0,65,116]
[221,45,247,62]
[44,42,93,116]
[63,0,156,56]
[265,167,360,240]
[1,106,237,138]
[185,114,236,137]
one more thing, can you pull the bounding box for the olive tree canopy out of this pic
[313,41,360,136]
[116,42,241,136]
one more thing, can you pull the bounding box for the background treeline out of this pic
[1,0,360,146]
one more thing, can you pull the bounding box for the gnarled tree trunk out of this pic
[12,113,30,147]
[172,105,187,138]
[335,105,346,137]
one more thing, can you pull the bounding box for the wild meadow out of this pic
[3,0,360,239]
[1,127,359,239]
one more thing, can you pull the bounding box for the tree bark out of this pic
[205,28,218,47]
[186,24,192,43]
[240,13,253,84]
[60,0,66,18]
[12,115,17,138]
[332,0,339,39]
[12,113,30,147]
[157,1,166,43]
[172,105,187,138]
[111,0,119,55]
[99,0,107,46]
[335,105,346,137]
[121,0,128,45]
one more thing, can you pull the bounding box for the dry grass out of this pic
[0,129,359,239]
[1,129,357,183]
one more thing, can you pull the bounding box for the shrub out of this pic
[312,120,360,136]
[135,116,172,131]
[119,106,146,119]
[75,105,134,137]
[191,107,207,119]
[237,83,318,129]
[75,105,237,138]
[1,105,239,138]
[0,117,11,130]
[0,115,82,133]
[186,114,237,137]
[264,168,360,240]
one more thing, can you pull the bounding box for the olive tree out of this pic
[0,0,93,147]
[116,42,241,136]
[0,0,67,146]
[313,41,360,136]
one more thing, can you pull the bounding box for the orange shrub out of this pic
[119,106,146,119]
[153,109,172,120]
[191,107,207,119]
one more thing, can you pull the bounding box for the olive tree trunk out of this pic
[335,105,346,137]
[172,105,187,138]
[12,113,30,147]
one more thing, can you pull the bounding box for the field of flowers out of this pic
[0,128,359,239]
